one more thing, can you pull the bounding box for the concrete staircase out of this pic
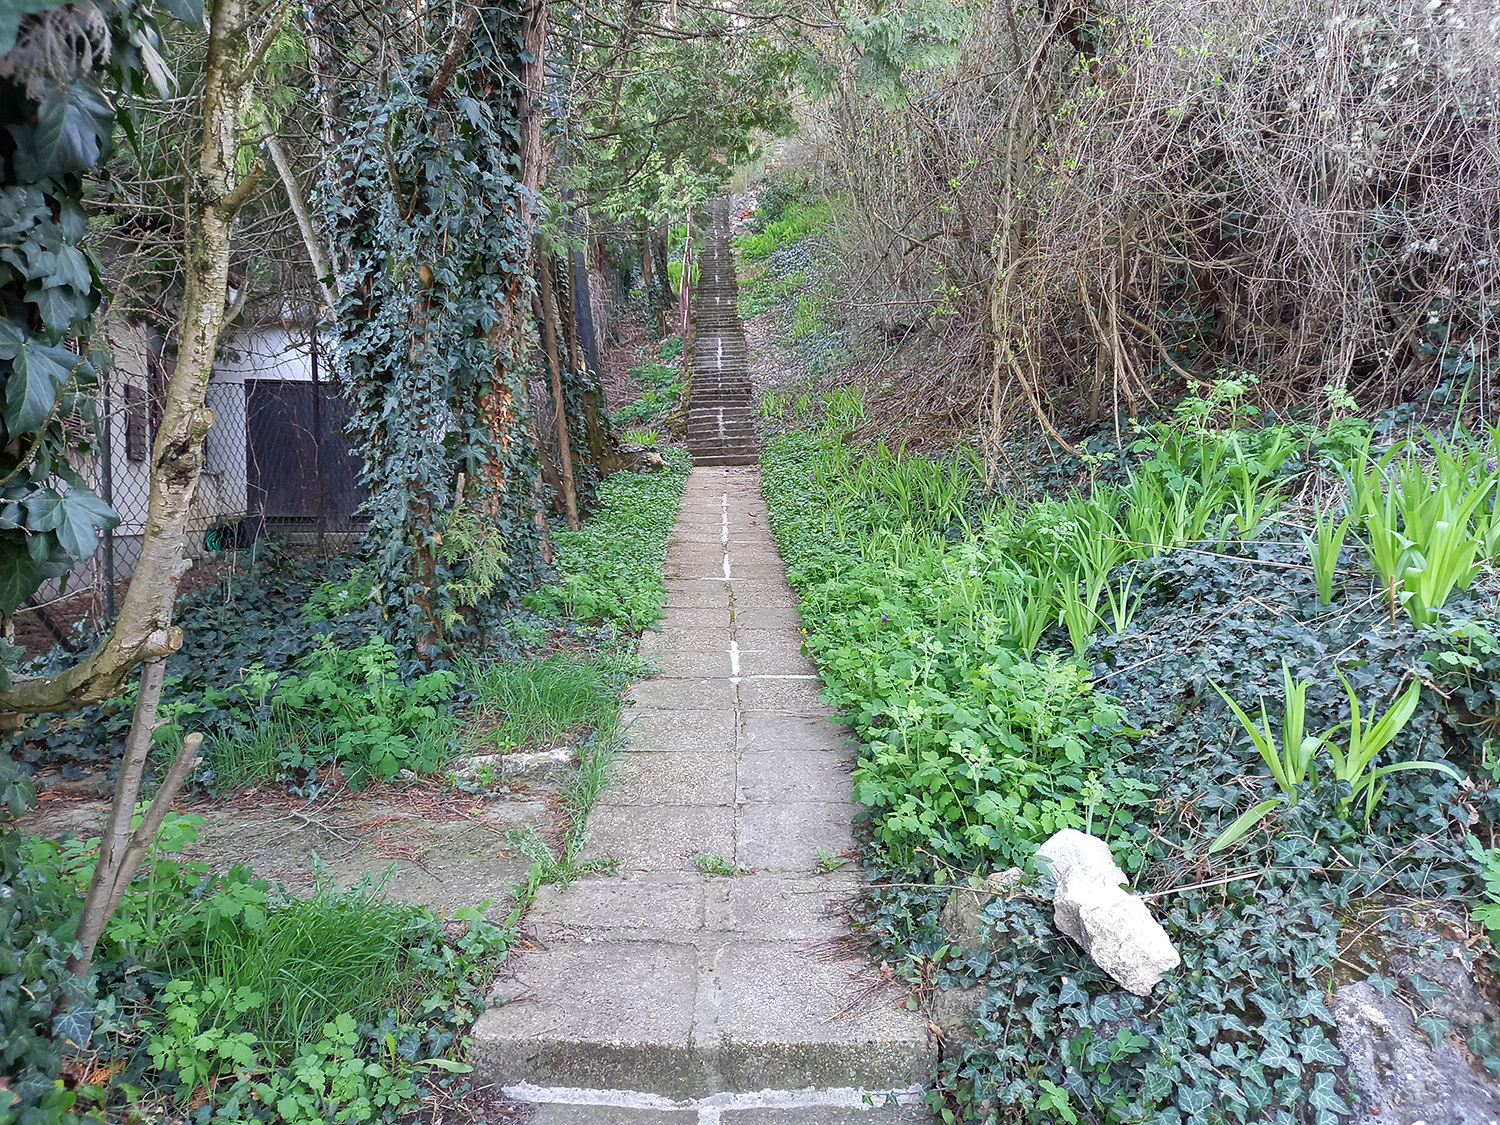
[686,199,758,468]
[468,468,934,1122]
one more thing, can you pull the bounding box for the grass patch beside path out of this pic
[463,651,644,753]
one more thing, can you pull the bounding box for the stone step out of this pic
[687,401,753,414]
[687,410,754,422]
[471,877,926,1097]
[687,419,756,434]
[688,445,760,457]
[687,436,759,451]
[470,408,933,1103]
[690,453,761,467]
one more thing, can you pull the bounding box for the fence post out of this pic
[100,365,115,620]
[311,332,326,557]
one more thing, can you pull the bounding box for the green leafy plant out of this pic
[1057,578,1101,658]
[1101,571,1145,634]
[526,448,690,631]
[734,197,831,260]
[269,634,458,783]
[437,499,511,626]
[816,847,848,873]
[1325,672,1460,824]
[1465,836,1500,948]
[1302,500,1352,606]
[1210,667,1459,851]
[1348,437,1496,625]
[694,851,747,876]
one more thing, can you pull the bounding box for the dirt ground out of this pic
[20,753,572,921]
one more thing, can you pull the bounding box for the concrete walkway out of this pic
[472,468,934,1122]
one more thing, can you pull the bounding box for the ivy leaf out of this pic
[1258,1035,1300,1074]
[1407,975,1445,1002]
[0,329,82,432]
[1297,1025,1344,1066]
[1307,1071,1348,1115]
[155,0,205,28]
[27,280,91,337]
[24,485,118,559]
[51,1002,93,1048]
[31,78,113,175]
[1417,1014,1453,1048]
[0,534,42,615]
[1177,1085,1213,1114]
[50,244,92,292]
[1366,973,1398,996]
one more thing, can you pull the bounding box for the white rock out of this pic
[1033,827,1128,888]
[1054,866,1181,996]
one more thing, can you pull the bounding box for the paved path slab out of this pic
[472,465,934,1120]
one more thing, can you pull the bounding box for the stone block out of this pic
[737,750,853,804]
[603,751,736,807]
[1053,867,1180,996]
[1033,827,1127,888]
[737,801,855,872]
[623,709,737,753]
[581,803,736,873]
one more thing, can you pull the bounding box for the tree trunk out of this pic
[267,133,338,313]
[472,0,548,522]
[653,215,674,337]
[538,254,580,530]
[69,659,203,978]
[516,371,556,559]
[0,0,269,716]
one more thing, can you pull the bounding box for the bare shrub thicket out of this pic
[811,0,1500,447]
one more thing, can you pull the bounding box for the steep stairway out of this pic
[686,198,758,467]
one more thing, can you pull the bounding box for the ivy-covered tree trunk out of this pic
[0,0,270,714]
[470,0,550,522]
[325,0,549,648]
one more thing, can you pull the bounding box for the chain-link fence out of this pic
[11,326,367,657]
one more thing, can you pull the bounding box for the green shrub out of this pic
[0,761,97,1125]
[10,800,511,1125]
[214,635,457,788]
[525,450,690,631]
[735,199,831,261]
[762,433,1147,865]
[611,357,684,428]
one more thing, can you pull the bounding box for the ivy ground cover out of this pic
[760,402,1500,1123]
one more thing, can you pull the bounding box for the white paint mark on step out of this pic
[502,1083,926,1122]
[722,494,732,579]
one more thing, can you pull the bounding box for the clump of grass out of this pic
[162,868,425,1055]
[463,652,646,752]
